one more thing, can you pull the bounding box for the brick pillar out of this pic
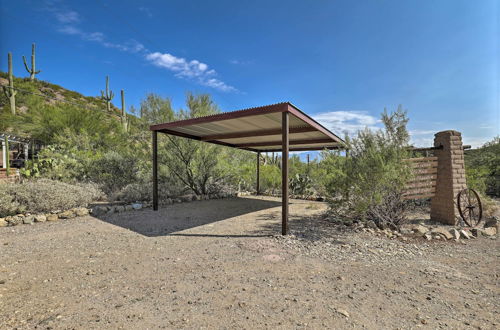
[430,130,467,225]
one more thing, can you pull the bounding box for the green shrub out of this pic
[324,107,412,228]
[87,151,139,195]
[0,179,104,217]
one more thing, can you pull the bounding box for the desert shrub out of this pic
[465,137,500,197]
[113,181,170,203]
[290,173,313,196]
[324,107,412,228]
[86,151,139,195]
[0,179,104,217]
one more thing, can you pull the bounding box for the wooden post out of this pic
[281,111,289,235]
[152,130,158,211]
[256,151,260,195]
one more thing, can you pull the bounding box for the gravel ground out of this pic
[0,196,498,329]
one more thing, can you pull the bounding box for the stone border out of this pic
[0,192,238,227]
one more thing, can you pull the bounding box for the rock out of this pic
[34,214,46,222]
[23,215,34,224]
[424,233,432,241]
[459,230,471,239]
[471,228,483,238]
[92,206,108,216]
[46,214,58,221]
[449,228,460,240]
[132,203,143,210]
[336,309,350,318]
[6,216,22,226]
[364,220,377,229]
[482,227,497,236]
[0,218,7,227]
[484,217,499,232]
[106,206,116,214]
[58,210,75,219]
[115,206,125,213]
[430,227,453,240]
[74,207,89,217]
[411,224,429,236]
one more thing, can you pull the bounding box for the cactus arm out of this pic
[23,55,30,73]
[109,90,114,100]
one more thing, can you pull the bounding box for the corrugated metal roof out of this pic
[150,102,345,152]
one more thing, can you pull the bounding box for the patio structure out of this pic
[150,102,345,235]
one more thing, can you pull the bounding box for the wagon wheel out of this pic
[457,188,482,227]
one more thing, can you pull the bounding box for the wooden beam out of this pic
[282,111,289,235]
[152,131,158,211]
[200,126,316,141]
[256,146,342,152]
[237,138,335,148]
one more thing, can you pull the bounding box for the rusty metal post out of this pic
[281,111,289,235]
[152,130,158,211]
[256,151,260,195]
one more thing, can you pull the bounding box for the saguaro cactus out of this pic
[120,89,128,132]
[2,52,17,115]
[100,75,114,112]
[22,43,41,81]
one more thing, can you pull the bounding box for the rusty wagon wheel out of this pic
[457,188,482,227]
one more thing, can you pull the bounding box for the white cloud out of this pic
[139,7,153,18]
[146,52,237,92]
[314,110,381,136]
[51,7,235,92]
[55,10,80,24]
[56,15,145,54]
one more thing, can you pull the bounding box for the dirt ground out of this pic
[0,196,498,329]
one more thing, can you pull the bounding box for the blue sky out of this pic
[1,0,499,148]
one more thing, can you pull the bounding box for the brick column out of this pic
[430,130,467,225]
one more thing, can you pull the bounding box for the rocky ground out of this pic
[0,196,498,329]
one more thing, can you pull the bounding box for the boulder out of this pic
[430,227,453,240]
[115,205,125,213]
[0,218,7,227]
[58,210,75,219]
[74,207,89,217]
[484,217,499,232]
[449,228,460,240]
[131,203,143,210]
[6,216,22,226]
[34,214,47,222]
[92,206,108,216]
[411,224,429,236]
[482,227,497,236]
[459,230,471,239]
[46,214,58,221]
[23,215,35,225]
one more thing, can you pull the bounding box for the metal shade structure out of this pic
[150,102,345,235]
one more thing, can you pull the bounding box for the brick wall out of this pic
[430,130,466,225]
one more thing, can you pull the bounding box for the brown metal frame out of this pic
[150,102,345,235]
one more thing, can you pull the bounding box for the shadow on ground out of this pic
[94,197,282,237]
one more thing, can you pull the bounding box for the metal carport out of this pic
[150,102,345,235]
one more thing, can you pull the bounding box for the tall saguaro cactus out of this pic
[120,89,128,132]
[2,52,17,115]
[100,75,114,112]
[22,43,41,81]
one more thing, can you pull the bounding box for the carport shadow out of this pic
[93,197,282,237]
